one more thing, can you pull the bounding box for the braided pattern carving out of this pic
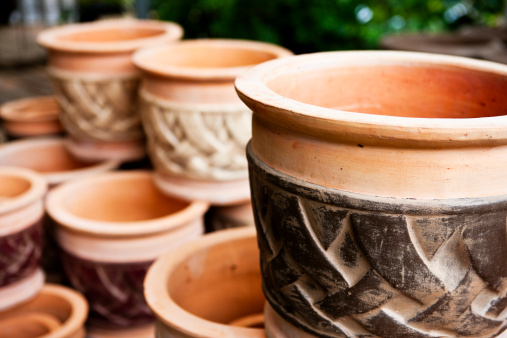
[140,90,251,181]
[49,68,143,142]
[248,147,507,337]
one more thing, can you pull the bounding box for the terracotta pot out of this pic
[37,19,183,162]
[208,201,254,232]
[0,96,63,138]
[45,171,209,329]
[0,284,88,338]
[236,51,507,337]
[0,167,46,299]
[0,137,119,187]
[133,39,292,205]
[145,226,266,337]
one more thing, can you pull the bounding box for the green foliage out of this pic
[152,0,504,54]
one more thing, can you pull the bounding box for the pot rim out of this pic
[0,96,59,123]
[37,19,183,54]
[0,167,47,215]
[132,38,293,81]
[235,50,507,146]
[45,171,209,236]
[0,137,120,185]
[144,226,265,337]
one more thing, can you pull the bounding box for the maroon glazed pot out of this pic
[0,167,47,309]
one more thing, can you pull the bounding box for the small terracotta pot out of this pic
[145,226,265,338]
[0,284,89,338]
[45,171,209,329]
[208,201,254,232]
[0,167,46,294]
[0,96,63,138]
[37,19,183,162]
[0,137,119,187]
[133,39,292,205]
[236,51,507,337]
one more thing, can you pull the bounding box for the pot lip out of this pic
[37,19,183,54]
[0,137,120,185]
[45,170,209,236]
[144,226,264,336]
[0,96,59,123]
[0,167,47,215]
[132,38,293,81]
[40,284,89,338]
[235,50,507,145]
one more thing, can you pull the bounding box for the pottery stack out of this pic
[236,51,507,337]
[133,39,292,229]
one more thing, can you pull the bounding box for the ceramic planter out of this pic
[0,284,88,338]
[145,226,265,337]
[37,19,183,162]
[208,201,254,232]
[236,51,507,337]
[133,39,292,205]
[45,171,209,329]
[0,167,46,306]
[0,96,63,138]
[0,137,119,187]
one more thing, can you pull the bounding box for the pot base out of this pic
[65,137,146,162]
[154,172,250,206]
[0,269,44,311]
[87,323,154,338]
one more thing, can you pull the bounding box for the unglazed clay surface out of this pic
[248,146,507,337]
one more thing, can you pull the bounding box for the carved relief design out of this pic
[248,146,507,337]
[60,250,154,328]
[49,68,143,142]
[140,90,251,181]
[0,219,43,287]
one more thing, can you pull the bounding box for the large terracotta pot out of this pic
[236,51,507,337]
[0,96,63,138]
[37,19,183,162]
[0,137,119,187]
[0,284,88,338]
[145,226,266,337]
[133,39,292,205]
[45,171,209,330]
[0,167,46,308]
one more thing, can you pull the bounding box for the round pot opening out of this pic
[0,175,31,200]
[62,174,190,222]
[265,55,507,119]
[152,45,279,69]
[0,96,59,122]
[58,27,167,43]
[0,141,97,173]
[167,236,264,326]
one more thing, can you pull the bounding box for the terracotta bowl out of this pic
[0,137,119,187]
[0,96,63,138]
[0,167,46,295]
[133,39,292,205]
[37,19,184,162]
[45,171,209,329]
[0,284,88,338]
[236,51,507,337]
[145,226,266,338]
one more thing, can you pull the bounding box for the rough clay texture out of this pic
[247,147,507,337]
[50,69,143,142]
[60,250,154,329]
[0,219,43,287]
[140,90,251,181]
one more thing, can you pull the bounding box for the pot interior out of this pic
[168,236,265,325]
[0,142,95,173]
[0,175,31,200]
[63,175,189,222]
[0,313,58,338]
[149,45,278,68]
[58,27,166,43]
[266,62,507,118]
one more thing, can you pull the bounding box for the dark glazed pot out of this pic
[235,51,507,337]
